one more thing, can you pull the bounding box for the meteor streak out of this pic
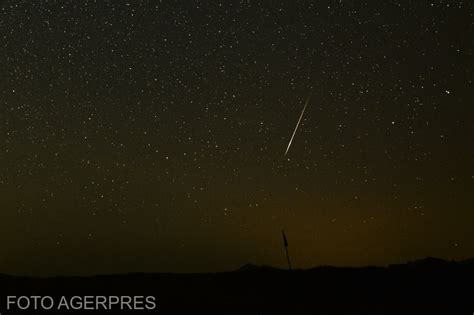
[284,96,310,156]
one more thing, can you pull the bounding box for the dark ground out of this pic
[1,257,473,314]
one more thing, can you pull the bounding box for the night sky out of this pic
[1,1,473,276]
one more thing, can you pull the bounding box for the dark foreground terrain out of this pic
[1,258,473,315]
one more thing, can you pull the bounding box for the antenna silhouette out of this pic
[282,229,292,271]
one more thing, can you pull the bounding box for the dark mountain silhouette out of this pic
[407,256,451,266]
[236,263,281,272]
[460,257,474,265]
[0,257,473,314]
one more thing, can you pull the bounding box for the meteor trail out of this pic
[284,96,310,156]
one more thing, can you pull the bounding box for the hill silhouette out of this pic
[0,257,473,314]
[236,263,281,272]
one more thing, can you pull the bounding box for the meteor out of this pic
[284,96,310,156]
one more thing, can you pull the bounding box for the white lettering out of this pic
[6,296,16,310]
[57,296,70,310]
[145,296,157,310]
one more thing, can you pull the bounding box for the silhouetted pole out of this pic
[282,229,292,271]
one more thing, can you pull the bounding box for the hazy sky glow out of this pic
[1,1,473,276]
